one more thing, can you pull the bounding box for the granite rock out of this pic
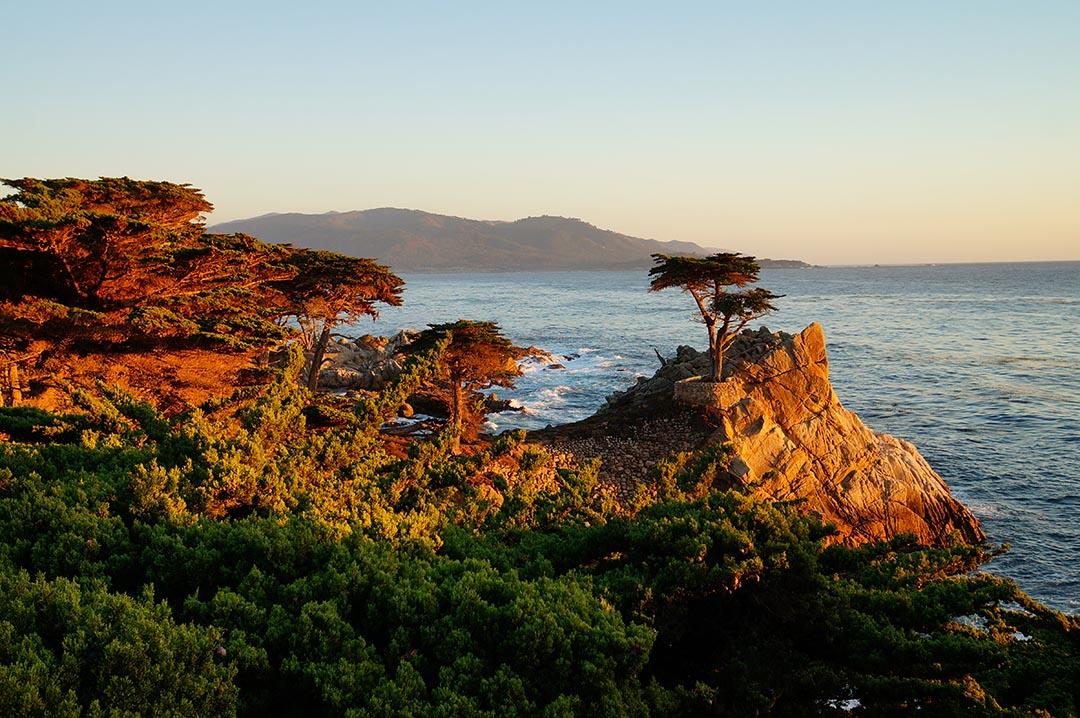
[707,323,983,545]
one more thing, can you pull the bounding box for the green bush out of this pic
[0,373,1075,716]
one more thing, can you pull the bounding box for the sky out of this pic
[4,1,1078,265]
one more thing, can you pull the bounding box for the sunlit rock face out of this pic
[701,323,984,546]
[556,322,985,547]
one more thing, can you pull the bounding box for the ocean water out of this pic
[360,262,1080,613]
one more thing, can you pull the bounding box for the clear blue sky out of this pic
[4,1,1078,264]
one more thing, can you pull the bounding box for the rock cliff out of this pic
[542,323,984,547]
[708,323,983,545]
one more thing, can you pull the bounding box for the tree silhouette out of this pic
[649,253,781,381]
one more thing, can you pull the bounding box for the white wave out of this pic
[382,413,438,428]
[539,385,574,398]
[964,502,1006,519]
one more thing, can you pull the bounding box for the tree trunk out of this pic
[450,381,463,453]
[711,341,724,382]
[706,323,722,382]
[8,363,21,406]
[306,322,333,391]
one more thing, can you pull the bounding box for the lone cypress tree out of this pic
[649,252,781,381]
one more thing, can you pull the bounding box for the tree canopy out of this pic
[0,177,402,400]
[649,253,781,382]
[1,178,286,350]
[647,252,760,294]
[409,320,523,448]
[274,249,404,389]
[0,177,215,308]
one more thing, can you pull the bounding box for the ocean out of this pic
[361,261,1080,613]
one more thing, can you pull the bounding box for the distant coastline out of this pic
[210,208,810,272]
[370,258,814,274]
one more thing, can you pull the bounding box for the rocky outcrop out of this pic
[541,324,984,547]
[709,323,983,546]
[319,333,568,392]
[318,330,419,390]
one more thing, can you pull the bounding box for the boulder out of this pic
[386,329,419,352]
[357,333,389,351]
[318,366,366,389]
[316,330,421,391]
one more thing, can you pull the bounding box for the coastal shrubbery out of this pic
[0,362,1076,716]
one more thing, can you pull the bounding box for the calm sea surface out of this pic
[360,262,1080,613]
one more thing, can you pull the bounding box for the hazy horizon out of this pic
[208,206,1080,265]
[5,1,1078,265]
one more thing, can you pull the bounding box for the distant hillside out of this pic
[210,208,808,271]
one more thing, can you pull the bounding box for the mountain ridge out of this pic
[209,208,809,271]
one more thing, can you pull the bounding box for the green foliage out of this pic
[648,252,781,381]
[650,445,733,501]
[0,369,1075,716]
[710,286,782,327]
[0,571,237,717]
[647,252,761,293]
[129,305,201,338]
[0,407,82,442]
[408,320,523,444]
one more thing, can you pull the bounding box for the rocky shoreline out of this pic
[536,324,984,546]
[322,322,984,547]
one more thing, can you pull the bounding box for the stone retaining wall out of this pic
[674,377,742,409]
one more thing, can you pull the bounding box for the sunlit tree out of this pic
[0,177,298,349]
[276,250,404,390]
[649,252,781,381]
[408,320,522,450]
